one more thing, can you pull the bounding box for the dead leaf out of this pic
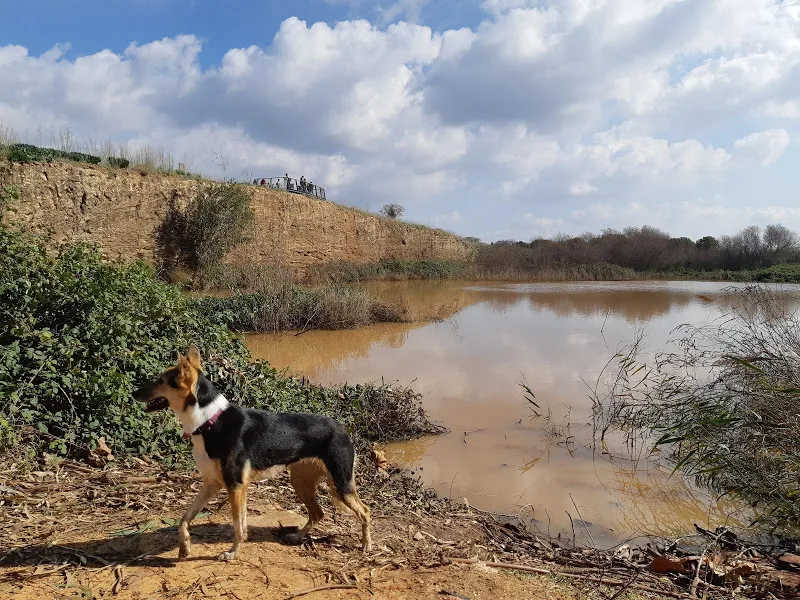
[95,437,114,459]
[777,553,800,570]
[724,561,759,582]
[646,555,691,575]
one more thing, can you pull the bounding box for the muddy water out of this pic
[247,280,800,547]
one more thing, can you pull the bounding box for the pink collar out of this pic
[183,409,224,440]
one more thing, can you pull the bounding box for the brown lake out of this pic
[247,280,800,547]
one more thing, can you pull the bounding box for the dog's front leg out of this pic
[178,481,221,559]
[218,484,248,561]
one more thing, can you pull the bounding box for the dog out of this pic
[133,345,372,561]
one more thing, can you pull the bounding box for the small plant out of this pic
[381,204,405,219]
[0,185,20,209]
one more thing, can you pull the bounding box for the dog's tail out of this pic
[324,432,359,507]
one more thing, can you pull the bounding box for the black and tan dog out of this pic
[133,345,372,561]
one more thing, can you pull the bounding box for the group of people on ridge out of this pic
[252,173,315,194]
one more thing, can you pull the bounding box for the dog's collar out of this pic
[183,409,225,440]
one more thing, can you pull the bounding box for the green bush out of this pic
[750,263,800,283]
[182,182,255,282]
[0,226,437,462]
[594,286,800,534]
[8,143,101,165]
[107,156,130,169]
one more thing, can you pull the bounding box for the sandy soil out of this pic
[1,498,626,600]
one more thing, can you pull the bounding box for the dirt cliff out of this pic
[0,162,473,275]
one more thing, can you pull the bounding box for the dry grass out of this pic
[196,269,409,333]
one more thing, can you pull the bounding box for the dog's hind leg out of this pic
[286,459,325,544]
[178,481,221,559]
[338,488,372,553]
[218,483,248,561]
[326,447,373,552]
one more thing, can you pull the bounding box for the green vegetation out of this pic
[380,203,405,219]
[593,286,800,536]
[198,282,408,333]
[157,182,255,286]
[309,258,468,283]
[8,143,102,165]
[107,156,130,169]
[0,184,19,210]
[749,262,800,283]
[0,225,441,464]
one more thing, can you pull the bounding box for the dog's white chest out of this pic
[191,436,222,483]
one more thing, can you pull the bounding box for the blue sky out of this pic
[1,0,799,241]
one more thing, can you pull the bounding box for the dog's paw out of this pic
[217,550,236,561]
[362,542,373,553]
[178,542,191,559]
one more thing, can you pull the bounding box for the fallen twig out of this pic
[443,557,689,599]
[690,546,706,598]
[285,584,358,599]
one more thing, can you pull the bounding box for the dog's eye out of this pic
[168,375,180,388]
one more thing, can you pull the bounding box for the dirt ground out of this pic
[0,458,679,600]
[7,457,796,599]
[1,505,610,600]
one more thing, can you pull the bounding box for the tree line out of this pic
[478,224,800,273]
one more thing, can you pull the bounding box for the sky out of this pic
[1,0,799,242]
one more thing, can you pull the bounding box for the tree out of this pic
[695,236,719,250]
[764,224,799,263]
[380,204,405,219]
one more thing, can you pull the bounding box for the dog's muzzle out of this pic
[133,383,169,412]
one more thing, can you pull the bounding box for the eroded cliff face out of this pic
[0,162,473,274]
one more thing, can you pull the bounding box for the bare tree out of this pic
[764,224,799,263]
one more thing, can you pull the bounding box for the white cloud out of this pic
[568,182,598,196]
[1,1,799,240]
[733,129,791,166]
[571,202,613,220]
[525,215,563,227]
[431,210,463,224]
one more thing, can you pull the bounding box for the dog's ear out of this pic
[175,349,185,364]
[186,345,202,370]
[175,351,192,387]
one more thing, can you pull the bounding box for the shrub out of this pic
[380,204,405,219]
[182,182,255,282]
[593,286,800,535]
[198,281,408,332]
[107,156,130,169]
[0,226,439,462]
[8,143,101,165]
